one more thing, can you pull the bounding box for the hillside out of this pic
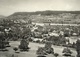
[7,10,80,24]
[9,11,80,16]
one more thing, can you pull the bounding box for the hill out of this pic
[8,10,80,16]
[7,10,80,24]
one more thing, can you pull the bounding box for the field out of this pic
[0,39,77,57]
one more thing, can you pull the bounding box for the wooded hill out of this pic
[5,10,80,24]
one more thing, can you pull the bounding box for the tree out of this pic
[62,47,72,57]
[72,42,76,48]
[54,53,59,57]
[36,47,47,56]
[44,41,54,54]
[0,32,6,49]
[76,39,80,57]
[19,39,29,51]
[22,26,31,38]
[13,47,18,52]
[62,48,72,54]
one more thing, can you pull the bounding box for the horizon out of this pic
[4,10,80,16]
[0,0,80,16]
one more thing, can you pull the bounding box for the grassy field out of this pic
[0,41,77,57]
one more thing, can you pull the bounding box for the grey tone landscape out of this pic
[0,0,80,57]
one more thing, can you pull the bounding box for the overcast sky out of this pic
[0,0,80,16]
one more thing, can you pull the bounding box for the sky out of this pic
[0,0,80,16]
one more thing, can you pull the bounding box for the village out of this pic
[0,18,80,57]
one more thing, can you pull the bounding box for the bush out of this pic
[54,53,59,57]
[13,47,18,52]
